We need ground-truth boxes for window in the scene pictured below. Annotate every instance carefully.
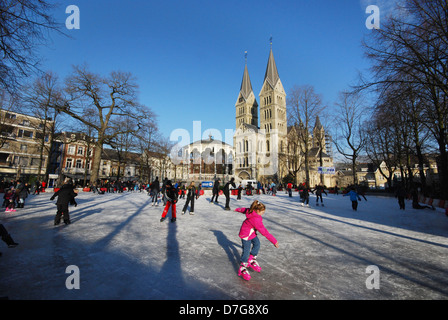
[67,145,75,155]
[75,159,82,168]
[20,144,27,152]
[66,158,73,168]
[5,113,16,119]
[18,129,33,138]
[30,158,40,166]
[77,146,84,155]
[22,120,30,126]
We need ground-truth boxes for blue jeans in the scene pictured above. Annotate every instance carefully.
[240,237,260,263]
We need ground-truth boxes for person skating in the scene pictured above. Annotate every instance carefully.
[210,178,221,203]
[287,182,293,197]
[237,184,243,200]
[313,183,327,206]
[3,188,16,212]
[0,224,18,256]
[395,184,407,210]
[160,180,178,223]
[343,187,362,211]
[300,185,311,207]
[50,178,78,225]
[15,180,29,208]
[182,181,196,215]
[150,177,160,206]
[223,177,236,211]
[234,200,279,281]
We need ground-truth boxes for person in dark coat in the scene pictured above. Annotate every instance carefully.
[182,181,196,215]
[15,180,30,208]
[224,177,236,211]
[150,177,160,206]
[50,178,78,225]
[395,185,407,210]
[160,180,179,223]
[210,178,221,203]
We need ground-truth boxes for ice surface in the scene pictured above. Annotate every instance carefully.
[1,190,447,300]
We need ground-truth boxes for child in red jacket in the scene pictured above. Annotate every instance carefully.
[234,200,279,281]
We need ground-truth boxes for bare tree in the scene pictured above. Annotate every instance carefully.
[20,71,64,182]
[60,65,154,183]
[361,0,448,198]
[0,0,64,93]
[333,91,369,185]
[287,85,325,187]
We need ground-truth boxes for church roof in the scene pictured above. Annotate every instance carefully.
[264,48,280,89]
[240,64,254,100]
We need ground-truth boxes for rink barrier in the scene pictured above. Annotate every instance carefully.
[419,195,448,209]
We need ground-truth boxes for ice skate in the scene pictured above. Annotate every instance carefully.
[160,217,166,222]
[182,211,185,215]
[248,255,261,272]
[238,263,251,281]
[171,217,176,223]
[189,212,194,215]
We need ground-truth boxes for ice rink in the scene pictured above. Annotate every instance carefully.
[1,189,447,300]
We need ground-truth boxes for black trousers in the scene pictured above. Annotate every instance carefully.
[398,196,405,209]
[211,191,219,202]
[224,192,230,209]
[352,201,358,211]
[55,203,70,223]
[183,195,194,213]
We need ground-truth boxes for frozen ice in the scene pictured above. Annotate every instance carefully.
[1,189,447,300]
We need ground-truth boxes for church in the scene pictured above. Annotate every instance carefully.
[233,45,334,187]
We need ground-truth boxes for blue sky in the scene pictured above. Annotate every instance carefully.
[38,0,381,144]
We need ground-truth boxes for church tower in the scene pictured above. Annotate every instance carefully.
[259,44,287,153]
[235,56,258,129]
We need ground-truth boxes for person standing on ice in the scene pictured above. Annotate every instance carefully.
[300,185,311,207]
[182,181,196,215]
[223,177,236,211]
[395,184,407,210]
[313,183,327,206]
[50,178,78,225]
[160,180,179,223]
[343,187,362,211]
[210,178,221,203]
[150,177,160,206]
[234,200,279,281]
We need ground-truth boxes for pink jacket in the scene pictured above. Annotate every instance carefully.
[235,208,277,244]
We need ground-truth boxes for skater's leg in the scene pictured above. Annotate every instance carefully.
[190,197,194,213]
[172,203,176,219]
[225,194,230,209]
[182,197,190,213]
[62,204,71,224]
[249,236,260,257]
[161,202,171,218]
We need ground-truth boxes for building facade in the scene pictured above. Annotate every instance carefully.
[0,110,53,181]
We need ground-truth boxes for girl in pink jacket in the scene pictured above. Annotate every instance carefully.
[235,200,279,281]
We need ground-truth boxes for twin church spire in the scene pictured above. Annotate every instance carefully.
[235,42,286,137]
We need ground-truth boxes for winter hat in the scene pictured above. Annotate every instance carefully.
[166,180,172,186]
